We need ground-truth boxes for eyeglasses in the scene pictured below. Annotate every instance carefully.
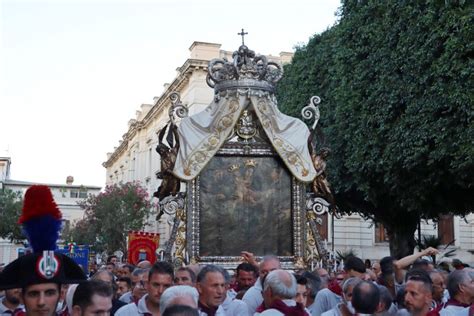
[131,280,146,288]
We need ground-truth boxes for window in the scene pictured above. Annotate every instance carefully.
[438,214,454,245]
[374,222,389,243]
[147,147,152,176]
[317,213,329,241]
[70,189,87,199]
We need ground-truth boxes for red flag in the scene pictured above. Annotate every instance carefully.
[127,231,160,265]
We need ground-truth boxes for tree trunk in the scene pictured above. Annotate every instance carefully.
[386,219,418,259]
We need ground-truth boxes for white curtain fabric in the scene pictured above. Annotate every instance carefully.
[173,90,316,183]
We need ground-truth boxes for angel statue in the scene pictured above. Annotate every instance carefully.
[154,123,181,201]
[311,147,336,208]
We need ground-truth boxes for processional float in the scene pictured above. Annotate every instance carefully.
[154,35,339,270]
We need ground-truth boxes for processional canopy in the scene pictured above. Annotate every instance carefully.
[172,41,317,183]
[157,35,327,269]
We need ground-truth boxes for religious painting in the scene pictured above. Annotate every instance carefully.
[199,155,292,256]
[186,144,306,268]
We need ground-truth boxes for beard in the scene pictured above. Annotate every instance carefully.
[6,294,20,305]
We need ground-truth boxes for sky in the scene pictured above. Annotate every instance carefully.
[0,0,341,187]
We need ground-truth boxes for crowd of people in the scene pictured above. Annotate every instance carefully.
[1,248,473,316]
[0,185,473,316]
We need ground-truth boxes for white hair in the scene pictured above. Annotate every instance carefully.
[159,285,199,312]
[263,270,296,299]
[343,277,362,294]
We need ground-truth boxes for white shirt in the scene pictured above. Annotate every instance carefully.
[0,300,24,316]
[242,278,263,315]
[320,304,342,316]
[222,292,250,316]
[115,294,152,316]
[440,305,469,316]
[311,289,342,316]
[307,300,318,316]
[253,299,309,316]
[119,291,133,304]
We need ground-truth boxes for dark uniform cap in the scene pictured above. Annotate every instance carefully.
[0,251,87,290]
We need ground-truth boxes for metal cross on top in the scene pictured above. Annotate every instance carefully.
[238,28,248,45]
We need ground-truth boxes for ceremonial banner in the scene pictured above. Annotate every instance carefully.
[127,231,160,265]
[57,246,89,274]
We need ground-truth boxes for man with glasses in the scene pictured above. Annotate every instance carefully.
[312,256,366,316]
[429,270,447,309]
[440,269,473,316]
[242,255,281,315]
[119,268,149,304]
[321,277,362,316]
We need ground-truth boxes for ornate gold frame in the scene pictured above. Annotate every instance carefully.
[186,141,306,269]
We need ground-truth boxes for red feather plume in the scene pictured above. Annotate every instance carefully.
[18,185,62,224]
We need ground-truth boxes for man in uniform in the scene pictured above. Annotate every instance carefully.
[0,185,87,316]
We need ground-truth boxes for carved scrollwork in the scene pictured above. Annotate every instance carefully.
[161,192,186,264]
[306,196,330,216]
[168,92,189,124]
[301,95,321,131]
[159,193,186,224]
[265,62,283,83]
[305,192,330,269]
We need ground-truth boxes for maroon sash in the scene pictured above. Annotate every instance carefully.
[328,280,343,296]
[267,299,307,316]
[198,301,218,316]
[445,299,470,308]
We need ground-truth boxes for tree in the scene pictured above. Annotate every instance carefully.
[0,188,25,243]
[277,0,473,258]
[66,182,154,254]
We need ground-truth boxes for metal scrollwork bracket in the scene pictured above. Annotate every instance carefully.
[160,192,186,264]
[305,192,330,269]
[306,194,330,216]
[301,96,321,131]
[168,92,189,124]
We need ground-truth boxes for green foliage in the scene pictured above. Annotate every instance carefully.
[65,182,153,253]
[277,1,473,257]
[416,235,456,264]
[336,249,358,261]
[0,188,25,243]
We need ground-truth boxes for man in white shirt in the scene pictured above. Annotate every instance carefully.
[242,256,281,314]
[119,268,149,304]
[159,285,199,314]
[256,270,308,316]
[0,289,23,315]
[116,262,174,316]
[440,270,473,316]
[196,265,227,316]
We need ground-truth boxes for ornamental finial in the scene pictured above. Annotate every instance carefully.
[238,28,248,45]
[206,31,283,93]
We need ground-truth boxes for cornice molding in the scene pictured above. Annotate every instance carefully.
[103,58,208,168]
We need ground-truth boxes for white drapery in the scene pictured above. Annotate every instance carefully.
[173,90,316,183]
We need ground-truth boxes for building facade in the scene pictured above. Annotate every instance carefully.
[0,158,101,264]
[103,41,474,264]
